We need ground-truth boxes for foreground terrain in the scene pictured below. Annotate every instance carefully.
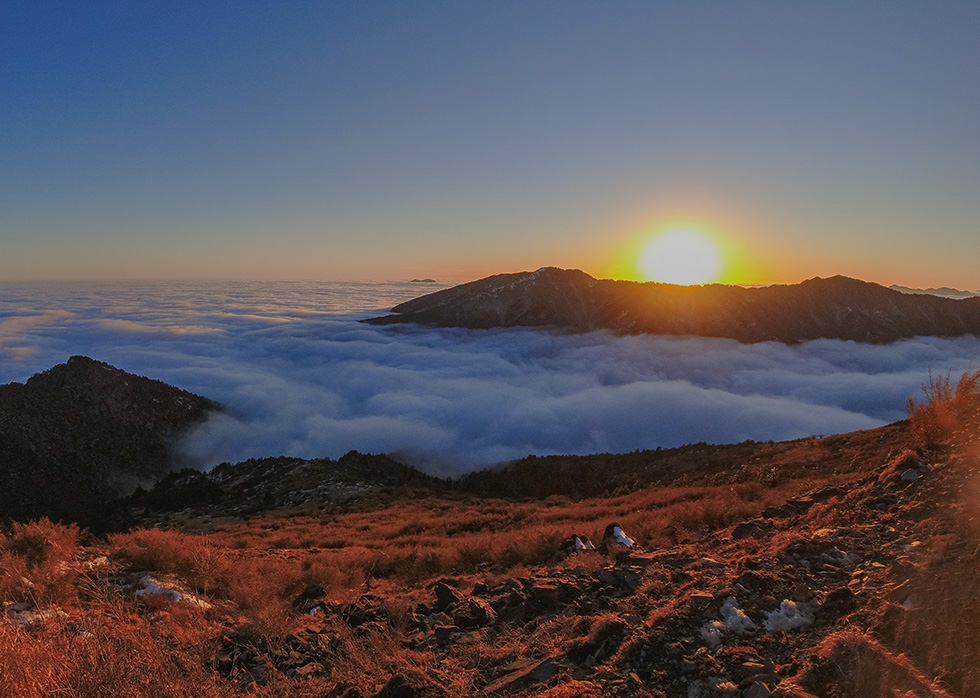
[3,362,980,698]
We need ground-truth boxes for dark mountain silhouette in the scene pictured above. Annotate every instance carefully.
[0,356,217,528]
[365,267,980,344]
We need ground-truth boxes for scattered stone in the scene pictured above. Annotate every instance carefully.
[878,450,928,486]
[482,657,560,696]
[291,662,324,678]
[338,595,388,628]
[560,534,596,557]
[433,624,461,645]
[601,523,636,550]
[452,597,496,629]
[373,674,418,698]
[744,681,773,698]
[732,520,770,540]
[819,586,858,621]
[529,581,561,605]
[291,583,326,613]
[594,567,641,592]
[770,684,821,698]
[434,581,463,612]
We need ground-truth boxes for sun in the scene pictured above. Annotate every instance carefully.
[639,230,722,285]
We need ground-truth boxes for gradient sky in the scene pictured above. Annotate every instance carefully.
[3,2,978,287]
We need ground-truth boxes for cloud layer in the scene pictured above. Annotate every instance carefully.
[1,281,977,475]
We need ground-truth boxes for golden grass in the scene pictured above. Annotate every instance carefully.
[908,368,980,448]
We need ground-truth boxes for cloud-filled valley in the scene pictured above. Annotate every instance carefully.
[1,281,978,475]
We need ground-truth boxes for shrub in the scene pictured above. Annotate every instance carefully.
[0,518,80,607]
[109,528,221,595]
[907,368,980,448]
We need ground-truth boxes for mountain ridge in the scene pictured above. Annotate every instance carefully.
[0,356,217,528]
[365,268,980,344]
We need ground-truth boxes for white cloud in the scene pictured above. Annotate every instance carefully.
[1,281,978,475]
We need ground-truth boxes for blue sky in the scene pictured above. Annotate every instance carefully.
[3,2,978,286]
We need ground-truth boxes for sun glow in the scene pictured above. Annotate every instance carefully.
[639,230,723,285]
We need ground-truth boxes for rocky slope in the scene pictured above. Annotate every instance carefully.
[6,417,974,698]
[125,450,448,521]
[0,356,217,528]
[365,268,980,344]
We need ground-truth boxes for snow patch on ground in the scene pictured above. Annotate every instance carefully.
[135,575,212,609]
[763,600,814,632]
[700,597,756,648]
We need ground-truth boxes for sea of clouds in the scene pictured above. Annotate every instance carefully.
[1,281,978,475]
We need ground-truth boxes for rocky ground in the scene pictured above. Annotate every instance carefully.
[221,447,959,697]
[6,434,969,697]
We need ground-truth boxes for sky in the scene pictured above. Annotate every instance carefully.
[3,282,978,474]
[2,2,979,287]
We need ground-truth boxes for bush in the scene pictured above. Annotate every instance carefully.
[0,518,80,607]
[907,368,980,448]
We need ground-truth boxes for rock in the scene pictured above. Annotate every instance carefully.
[601,523,636,550]
[560,534,596,557]
[744,682,773,698]
[433,624,461,645]
[732,520,769,540]
[291,583,326,612]
[529,581,561,605]
[770,685,820,698]
[434,581,463,612]
[878,450,927,486]
[761,505,794,520]
[290,662,323,678]
[595,567,641,592]
[452,597,497,630]
[373,674,418,698]
[339,596,388,628]
[819,587,859,622]
[482,657,561,696]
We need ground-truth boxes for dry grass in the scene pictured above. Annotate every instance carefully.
[1,405,964,697]
[907,368,980,448]
[803,629,952,698]
[0,469,826,698]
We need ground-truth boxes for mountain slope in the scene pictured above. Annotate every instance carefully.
[365,268,980,344]
[0,356,217,528]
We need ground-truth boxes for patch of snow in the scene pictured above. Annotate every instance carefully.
[4,603,69,627]
[720,596,757,635]
[135,575,212,609]
[700,620,724,649]
[763,600,813,632]
[700,597,756,649]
